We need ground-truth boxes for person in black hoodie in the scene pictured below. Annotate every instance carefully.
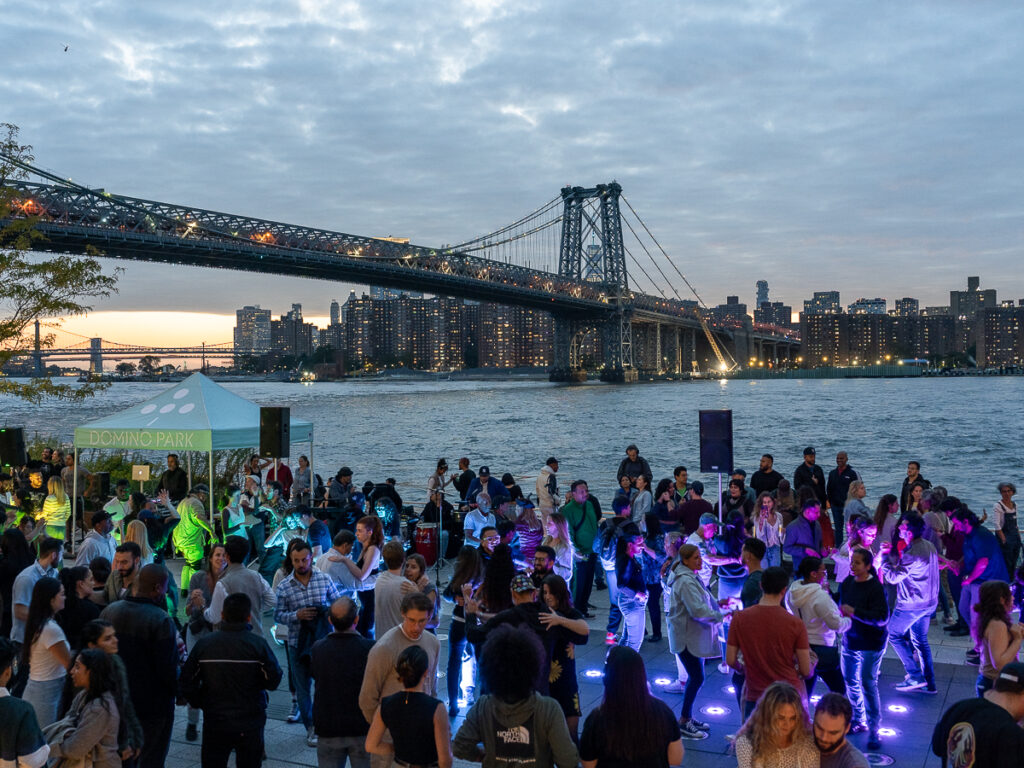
[793,447,827,508]
[838,547,889,752]
[99,564,178,768]
[180,592,283,768]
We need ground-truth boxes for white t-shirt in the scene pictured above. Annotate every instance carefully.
[29,620,68,682]
[463,510,495,542]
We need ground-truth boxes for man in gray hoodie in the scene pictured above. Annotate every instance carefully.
[880,514,939,694]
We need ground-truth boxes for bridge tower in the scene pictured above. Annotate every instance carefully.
[551,182,636,383]
[32,320,44,377]
[88,338,103,376]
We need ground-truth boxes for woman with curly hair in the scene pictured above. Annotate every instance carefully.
[972,579,1024,696]
[734,682,818,768]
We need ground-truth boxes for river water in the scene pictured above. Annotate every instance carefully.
[2,377,1021,514]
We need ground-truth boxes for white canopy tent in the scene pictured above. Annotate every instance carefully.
[71,372,313,544]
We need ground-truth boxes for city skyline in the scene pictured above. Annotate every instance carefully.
[4,2,1024,331]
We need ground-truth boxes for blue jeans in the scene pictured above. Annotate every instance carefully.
[761,545,782,569]
[287,644,314,728]
[317,736,370,768]
[618,594,646,652]
[842,646,884,732]
[604,565,622,634]
[446,618,471,708]
[888,607,935,687]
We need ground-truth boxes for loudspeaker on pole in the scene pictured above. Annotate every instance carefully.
[259,407,290,459]
[699,410,733,474]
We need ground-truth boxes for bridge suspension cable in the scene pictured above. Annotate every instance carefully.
[620,195,738,371]
[448,196,562,251]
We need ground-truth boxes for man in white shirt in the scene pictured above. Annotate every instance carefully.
[74,511,117,568]
[102,480,131,535]
[316,530,361,597]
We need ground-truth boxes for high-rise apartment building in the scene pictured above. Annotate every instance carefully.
[848,298,887,315]
[894,298,920,317]
[755,280,769,309]
[233,305,272,354]
[329,300,341,326]
[950,276,996,319]
[754,301,793,328]
[803,291,841,315]
[975,307,1024,367]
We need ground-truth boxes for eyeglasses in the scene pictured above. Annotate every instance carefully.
[482,535,500,542]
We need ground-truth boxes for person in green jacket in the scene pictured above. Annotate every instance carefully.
[172,484,215,592]
[560,481,600,616]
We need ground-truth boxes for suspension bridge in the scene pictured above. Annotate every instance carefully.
[1,156,799,382]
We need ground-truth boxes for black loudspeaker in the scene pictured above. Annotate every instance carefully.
[699,410,733,474]
[0,427,27,468]
[260,407,290,459]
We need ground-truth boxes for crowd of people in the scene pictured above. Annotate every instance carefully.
[2,443,1024,767]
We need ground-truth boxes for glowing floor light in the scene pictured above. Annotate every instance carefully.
[878,727,899,738]
[584,669,604,678]
[700,704,730,717]
[724,685,736,694]
[887,704,909,713]
[653,678,673,686]
[809,695,822,704]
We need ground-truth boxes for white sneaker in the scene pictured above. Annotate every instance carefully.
[717,662,731,675]
[306,728,318,747]
[663,679,686,693]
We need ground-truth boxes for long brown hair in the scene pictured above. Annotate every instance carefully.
[735,682,811,760]
[972,580,1012,650]
[357,515,384,549]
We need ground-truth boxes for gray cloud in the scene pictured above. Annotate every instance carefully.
[3,0,1023,321]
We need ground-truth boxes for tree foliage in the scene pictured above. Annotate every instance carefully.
[0,123,121,402]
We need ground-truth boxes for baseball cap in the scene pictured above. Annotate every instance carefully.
[90,511,112,526]
[699,512,721,528]
[995,661,1024,693]
[511,573,537,593]
[803,446,816,456]
[478,465,491,476]
[190,483,209,495]
[338,466,353,477]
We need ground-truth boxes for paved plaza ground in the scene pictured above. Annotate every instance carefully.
[155,558,974,768]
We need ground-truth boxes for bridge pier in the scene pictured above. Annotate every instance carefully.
[33,320,44,377]
[89,338,103,375]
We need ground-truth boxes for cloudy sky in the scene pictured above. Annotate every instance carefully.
[4,1,1023,344]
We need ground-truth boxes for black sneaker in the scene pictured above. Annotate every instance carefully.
[185,724,198,742]
[679,720,709,740]
[867,734,881,751]
[689,719,711,732]
[849,722,869,734]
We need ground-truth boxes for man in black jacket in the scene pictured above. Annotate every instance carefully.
[794,446,827,507]
[826,451,860,547]
[99,564,178,768]
[310,596,374,768]
[180,593,283,768]
[616,444,653,487]
[156,453,188,503]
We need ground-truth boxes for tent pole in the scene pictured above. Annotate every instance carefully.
[209,449,216,540]
[71,446,79,556]
[186,453,192,493]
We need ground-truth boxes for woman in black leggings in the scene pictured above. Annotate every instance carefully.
[665,543,724,740]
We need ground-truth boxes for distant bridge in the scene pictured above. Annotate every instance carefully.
[1,156,799,382]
